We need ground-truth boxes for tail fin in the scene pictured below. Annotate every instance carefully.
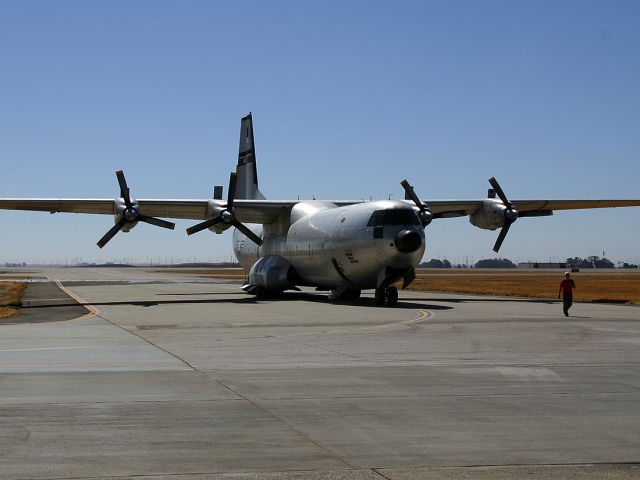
[236,113,265,200]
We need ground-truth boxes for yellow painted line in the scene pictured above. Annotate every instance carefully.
[373,308,432,330]
[323,308,432,334]
[54,280,101,321]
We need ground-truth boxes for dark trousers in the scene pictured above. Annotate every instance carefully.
[563,293,573,316]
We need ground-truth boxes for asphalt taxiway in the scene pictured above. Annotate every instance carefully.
[0,267,639,479]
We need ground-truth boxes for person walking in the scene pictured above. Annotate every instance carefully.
[558,272,576,316]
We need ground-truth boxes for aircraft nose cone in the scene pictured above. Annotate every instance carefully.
[395,229,422,254]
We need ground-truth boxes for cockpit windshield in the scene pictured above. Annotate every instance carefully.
[367,209,421,227]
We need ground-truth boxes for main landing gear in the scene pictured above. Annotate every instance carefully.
[375,286,398,306]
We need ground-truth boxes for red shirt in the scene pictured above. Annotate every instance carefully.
[559,279,576,294]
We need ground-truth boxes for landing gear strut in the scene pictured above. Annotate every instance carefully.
[375,286,398,306]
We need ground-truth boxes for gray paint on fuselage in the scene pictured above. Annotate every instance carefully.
[233,200,425,290]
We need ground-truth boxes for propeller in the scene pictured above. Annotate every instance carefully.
[400,179,433,227]
[488,176,519,253]
[97,170,176,248]
[186,172,264,246]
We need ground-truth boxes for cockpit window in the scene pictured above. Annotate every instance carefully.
[367,209,420,227]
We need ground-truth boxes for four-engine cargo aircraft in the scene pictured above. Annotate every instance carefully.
[2,114,640,305]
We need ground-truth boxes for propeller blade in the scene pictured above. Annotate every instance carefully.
[227,172,238,210]
[231,219,263,246]
[488,177,512,208]
[402,267,416,290]
[401,179,424,211]
[492,220,513,253]
[401,179,433,227]
[186,216,223,236]
[138,215,176,230]
[116,170,132,207]
[97,218,126,249]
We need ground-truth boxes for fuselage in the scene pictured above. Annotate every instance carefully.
[234,200,425,290]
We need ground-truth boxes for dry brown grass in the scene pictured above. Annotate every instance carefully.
[408,270,640,304]
[0,282,26,319]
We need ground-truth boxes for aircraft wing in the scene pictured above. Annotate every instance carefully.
[0,199,118,215]
[2,198,639,223]
[0,199,207,219]
[0,198,296,224]
[425,199,640,218]
[208,199,640,223]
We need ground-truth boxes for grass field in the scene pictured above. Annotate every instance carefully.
[154,267,640,304]
[0,282,26,319]
[409,270,640,304]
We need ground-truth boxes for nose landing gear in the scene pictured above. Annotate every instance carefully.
[375,286,398,306]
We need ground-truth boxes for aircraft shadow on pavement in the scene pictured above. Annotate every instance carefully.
[18,290,453,311]
[264,291,454,310]
[400,296,557,305]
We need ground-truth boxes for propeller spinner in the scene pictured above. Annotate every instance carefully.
[97,170,176,248]
[488,177,519,253]
[186,172,264,246]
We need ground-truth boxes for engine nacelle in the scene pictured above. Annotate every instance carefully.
[469,199,509,231]
[204,200,231,234]
[248,255,299,293]
[114,198,139,233]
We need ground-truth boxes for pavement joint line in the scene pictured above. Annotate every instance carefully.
[47,279,203,373]
[371,468,393,480]
[0,345,126,353]
[247,391,638,400]
[90,313,201,372]
[207,373,357,470]
[276,335,388,366]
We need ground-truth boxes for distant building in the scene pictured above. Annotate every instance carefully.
[518,262,567,269]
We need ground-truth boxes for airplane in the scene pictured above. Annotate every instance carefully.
[2,113,640,306]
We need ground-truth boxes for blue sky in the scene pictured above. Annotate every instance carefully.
[1,0,639,265]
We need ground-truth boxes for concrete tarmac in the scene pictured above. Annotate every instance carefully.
[0,267,639,479]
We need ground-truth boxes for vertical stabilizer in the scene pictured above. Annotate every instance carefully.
[236,113,265,200]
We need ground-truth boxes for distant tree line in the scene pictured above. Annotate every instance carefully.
[419,256,637,269]
[474,258,517,268]
[419,259,452,268]
[565,256,615,269]
[419,258,517,268]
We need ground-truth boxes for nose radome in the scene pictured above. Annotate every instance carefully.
[395,229,422,254]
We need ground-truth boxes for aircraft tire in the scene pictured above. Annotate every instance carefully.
[374,288,385,306]
[387,286,398,306]
[255,286,267,300]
